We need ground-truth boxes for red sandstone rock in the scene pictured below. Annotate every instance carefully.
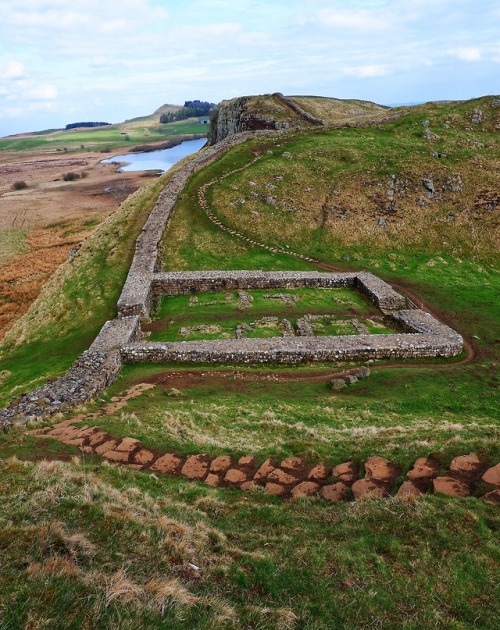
[291,481,320,499]
[181,455,209,480]
[88,431,109,447]
[103,450,130,463]
[396,481,424,498]
[81,446,94,455]
[238,455,256,467]
[95,439,119,455]
[482,489,500,503]
[433,476,470,497]
[280,456,305,472]
[224,469,248,484]
[204,474,221,487]
[210,455,233,472]
[47,426,69,437]
[333,461,358,483]
[134,449,155,466]
[53,418,78,428]
[308,462,330,481]
[116,438,141,453]
[265,482,285,496]
[267,468,298,485]
[58,427,82,442]
[364,456,400,484]
[449,453,483,478]
[75,426,99,439]
[482,463,500,486]
[319,482,349,502]
[407,457,440,481]
[351,479,388,500]
[151,453,183,475]
[128,464,144,471]
[253,458,276,481]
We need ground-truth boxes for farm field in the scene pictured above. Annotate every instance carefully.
[0,95,498,629]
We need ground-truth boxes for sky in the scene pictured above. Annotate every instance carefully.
[0,0,499,136]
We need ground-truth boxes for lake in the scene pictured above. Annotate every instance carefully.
[101,137,207,173]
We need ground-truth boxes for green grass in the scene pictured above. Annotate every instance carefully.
[0,172,176,408]
[145,288,398,341]
[0,118,208,152]
[62,358,499,469]
[1,96,499,629]
[0,445,498,629]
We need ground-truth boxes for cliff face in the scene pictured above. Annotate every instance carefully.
[208,96,291,144]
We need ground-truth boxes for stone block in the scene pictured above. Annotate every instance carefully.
[433,476,470,497]
[151,453,183,475]
[319,482,349,502]
[95,439,119,455]
[308,462,330,481]
[364,456,400,485]
[330,379,346,390]
[267,468,298,485]
[333,461,358,483]
[254,458,276,481]
[181,455,209,480]
[396,481,424,497]
[103,450,130,463]
[116,438,141,453]
[265,482,285,496]
[351,479,388,499]
[291,481,320,499]
[210,455,233,472]
[134,449,155,466]
[482,463,500,486]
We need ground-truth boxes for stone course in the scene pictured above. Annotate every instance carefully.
[28,420,500,505]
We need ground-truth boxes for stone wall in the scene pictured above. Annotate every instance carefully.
[117,130,281,318]
[0,318,140,430]
[0,121,464,430]
[122,308,462,366]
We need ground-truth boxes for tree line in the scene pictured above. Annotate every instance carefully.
[65,122,111,130]
[159,100,215,124]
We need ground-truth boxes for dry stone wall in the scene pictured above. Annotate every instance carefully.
[0,124,464,430]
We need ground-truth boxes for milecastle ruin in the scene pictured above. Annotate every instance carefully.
[0,130,463,429]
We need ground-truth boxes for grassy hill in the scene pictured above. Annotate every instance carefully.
[0,103,207,153]
[0,94,499,629]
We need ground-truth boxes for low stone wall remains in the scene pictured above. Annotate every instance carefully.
[0,125,465,429]
[122,318,462,365]
[0,317,140,430]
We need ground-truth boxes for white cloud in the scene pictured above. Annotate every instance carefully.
[452,47,482,61]
[0,60,27,79]
[24,83,58,100]
[315,8,391,31]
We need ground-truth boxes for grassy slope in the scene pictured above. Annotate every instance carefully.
[1,96,499,629]
[0,162,188,407]
[0,117,207,153]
